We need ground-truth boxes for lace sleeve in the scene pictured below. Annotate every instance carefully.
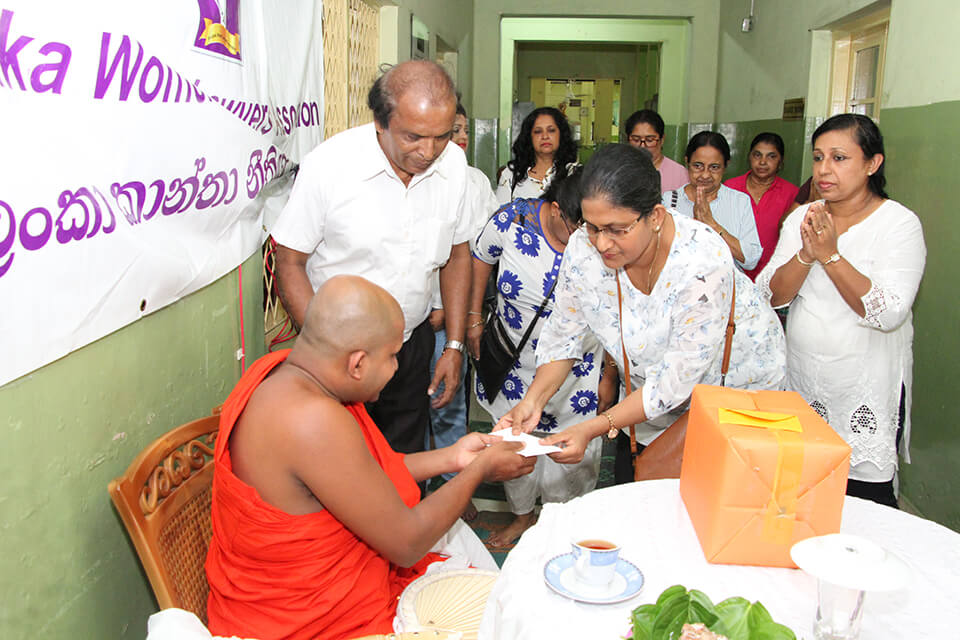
[856,205,926,331]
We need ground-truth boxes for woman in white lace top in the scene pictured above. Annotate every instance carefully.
[756,114,926,507]
[495,144,785,477]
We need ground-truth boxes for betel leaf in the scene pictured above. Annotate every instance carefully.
[629,586,796,640]
[714,596,795,640]
[651,588,719,640]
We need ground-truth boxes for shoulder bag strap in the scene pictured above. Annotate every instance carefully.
[720,277,737,386]
[513,276,559,357]
[671,189,679,209]
[614,272,639,459]
[615,269,737,455]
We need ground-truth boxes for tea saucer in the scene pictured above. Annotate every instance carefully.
[543,552,644,604]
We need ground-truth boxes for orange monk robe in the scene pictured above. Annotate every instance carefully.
[205,350,443,640]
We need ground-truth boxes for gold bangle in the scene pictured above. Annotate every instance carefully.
[603,411,619,439]
[795,251,814,267]
[468,320,483,329]
[467,311,482,316]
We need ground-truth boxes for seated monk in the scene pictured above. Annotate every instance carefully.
[205,275,535,640]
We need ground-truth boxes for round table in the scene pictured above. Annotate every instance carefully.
[478,479,960,639]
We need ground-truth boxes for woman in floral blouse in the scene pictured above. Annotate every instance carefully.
[497,144,785,478]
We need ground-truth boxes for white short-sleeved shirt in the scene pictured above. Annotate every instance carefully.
[756,200,926,482]
[537,214,785,445]
[431,164,500,310]
[664,184,763,271]
[270,123,471,341]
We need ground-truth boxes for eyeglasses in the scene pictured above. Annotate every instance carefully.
[581,216,644,240]
[628,135,661,146]
[689,162,725,174]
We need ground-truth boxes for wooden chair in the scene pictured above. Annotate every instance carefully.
[109,415,219,623]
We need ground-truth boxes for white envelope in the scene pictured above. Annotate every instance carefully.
[488,428,563,457]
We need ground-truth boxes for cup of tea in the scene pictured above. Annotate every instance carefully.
[570,539,620,586]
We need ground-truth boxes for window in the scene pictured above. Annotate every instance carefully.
[829,15,889,119]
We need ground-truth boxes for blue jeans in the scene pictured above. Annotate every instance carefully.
[427,328,469,481]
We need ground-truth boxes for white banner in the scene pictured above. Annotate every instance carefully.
[0,1,323,386]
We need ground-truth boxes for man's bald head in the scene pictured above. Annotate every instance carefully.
[298,275,403,358]
[367,60,456,129]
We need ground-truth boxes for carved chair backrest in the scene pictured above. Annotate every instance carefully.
[109,415,219,623]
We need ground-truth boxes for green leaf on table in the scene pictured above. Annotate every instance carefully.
[715,596,796,640]
[630,585,796,640]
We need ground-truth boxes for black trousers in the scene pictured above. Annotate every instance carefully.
[365,319,435,455]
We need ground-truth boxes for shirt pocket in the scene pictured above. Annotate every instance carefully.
[421,217,456,269]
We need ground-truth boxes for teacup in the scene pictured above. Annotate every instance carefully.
[570,539,620,586]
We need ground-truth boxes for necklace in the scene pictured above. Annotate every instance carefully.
[646,226,662,293]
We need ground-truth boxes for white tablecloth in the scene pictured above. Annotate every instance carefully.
[479,479,960,639]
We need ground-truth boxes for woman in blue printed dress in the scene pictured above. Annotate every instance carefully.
[497,144,785,481]
[467,173,604,546]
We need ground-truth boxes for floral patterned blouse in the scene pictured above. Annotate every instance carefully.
[473,198,603,432]
[537,213,786,445]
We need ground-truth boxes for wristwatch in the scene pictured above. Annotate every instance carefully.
[821,252,841,266]
[443,339,466,355]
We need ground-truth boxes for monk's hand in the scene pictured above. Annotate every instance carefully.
[494,397,543,435]
[478,441,536,482]
[541,423,593,465]
[429,349,462,408]
[451,432,497,471]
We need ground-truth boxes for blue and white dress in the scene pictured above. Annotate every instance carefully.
[473,198,603,513]
[536,213,786,446]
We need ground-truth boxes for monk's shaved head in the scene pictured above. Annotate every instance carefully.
[300,275,403,357]
[367,60,456,129]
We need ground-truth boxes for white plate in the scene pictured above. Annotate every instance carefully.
[790,533,910,592]
[543,552,644,604]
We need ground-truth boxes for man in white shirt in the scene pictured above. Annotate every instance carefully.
[271,60,472,455]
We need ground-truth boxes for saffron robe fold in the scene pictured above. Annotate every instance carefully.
[205,350,440,640]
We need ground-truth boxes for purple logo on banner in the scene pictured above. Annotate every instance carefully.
[194,0,240,61]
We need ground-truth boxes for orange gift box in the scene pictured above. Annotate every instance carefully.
[679,384,851,568]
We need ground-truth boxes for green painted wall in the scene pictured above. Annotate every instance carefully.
[879,0,960,530]
[0,252,266,638]
[883,101,960,531]
[714,119,806,186]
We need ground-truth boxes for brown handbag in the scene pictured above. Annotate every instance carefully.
[614,272,736,482]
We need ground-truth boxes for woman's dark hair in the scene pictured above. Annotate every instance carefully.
[684,131,731,165]
[623,109,666,139]
[507,107,578,193]
[541,167,583,225]
[579,144,661,219]
[750,132,785,158]
[812,114,888,198]
[455,102,467,117]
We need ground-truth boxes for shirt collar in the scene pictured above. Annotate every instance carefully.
[357,122,450,184]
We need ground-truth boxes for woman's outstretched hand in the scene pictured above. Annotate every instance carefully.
[541,422,594,464]
[494,397,543,435]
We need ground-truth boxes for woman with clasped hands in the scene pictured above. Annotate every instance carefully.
[755,114,926,508]
[496,144,785,475]
[664,132,763,272]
